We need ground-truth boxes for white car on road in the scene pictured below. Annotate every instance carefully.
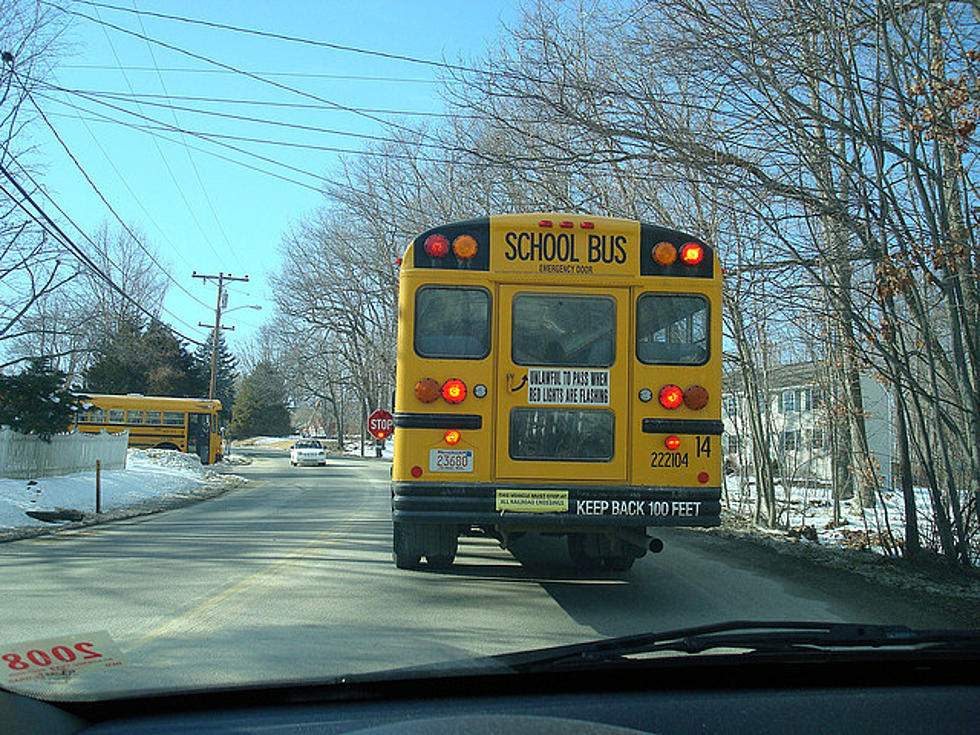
[290,439,327,467]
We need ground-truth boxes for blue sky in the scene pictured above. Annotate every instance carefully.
[29,1,519,353]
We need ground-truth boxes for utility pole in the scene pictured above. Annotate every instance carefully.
[192,271,250,399]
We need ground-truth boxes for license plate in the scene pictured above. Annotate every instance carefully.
[429,449,473,472]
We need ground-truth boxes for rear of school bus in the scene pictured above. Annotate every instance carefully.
[391,213,722,570]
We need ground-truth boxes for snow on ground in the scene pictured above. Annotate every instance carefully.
[343,442,394,460]
[0,448,247,536]
[722,474,958,558]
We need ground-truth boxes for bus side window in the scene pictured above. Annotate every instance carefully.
[414,286,491,359]
[636,293,709,366]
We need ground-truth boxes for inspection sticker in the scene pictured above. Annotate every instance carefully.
[496,489,569,513]
[0,631,124,687]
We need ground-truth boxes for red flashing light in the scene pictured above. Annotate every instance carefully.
[698,472,710,484]
[659,384,684,409]
[539,220,554,227]
[680,242,704,265]
[424,234,450,258]
[444,429,461,445]
[442,379,467,404]
[411,465,423,478]
[665,435,681,451]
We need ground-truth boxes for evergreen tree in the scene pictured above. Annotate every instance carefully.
[229,361,292,439]
[194,330,237,424]
[85,319,208,397]
[0,360,83,441]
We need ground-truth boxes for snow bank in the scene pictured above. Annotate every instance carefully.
[0,448,246,537]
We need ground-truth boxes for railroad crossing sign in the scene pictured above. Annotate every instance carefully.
[368,409,394,440]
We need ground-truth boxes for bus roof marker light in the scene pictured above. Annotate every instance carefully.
[653,241,677,266]
[580,221,595,229]
[414,377,441,403]
[442,379,467,404]
[539,220,553,227]
[560,221,574,228]
[423,233,450,258]
[659,384,684,409]
[452,235,478,259]
[444,429,461,445]
[680,242,704,265]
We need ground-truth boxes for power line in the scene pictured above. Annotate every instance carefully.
[6,156,207,337]
[50,4,444,145]
[130,3,247,274]
[14,69,214,311]
[41,85,475,117]
[0,163,206,346]
[37,82,449,149]
[63,0,488,76]
[57,65,437,84]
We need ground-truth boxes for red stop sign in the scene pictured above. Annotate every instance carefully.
[368,409,394,440]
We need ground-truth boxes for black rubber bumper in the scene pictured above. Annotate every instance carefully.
[391,482,721,528]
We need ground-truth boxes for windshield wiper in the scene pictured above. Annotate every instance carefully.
[488,621,980,673]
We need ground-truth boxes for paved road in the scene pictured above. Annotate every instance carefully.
[0,448,970,697]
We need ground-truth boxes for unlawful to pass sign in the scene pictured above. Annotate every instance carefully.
[528,368,609,405]
[368,409,394,439]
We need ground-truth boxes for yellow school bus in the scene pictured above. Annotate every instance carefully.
[392,213,722,570]
[73,394,223,465]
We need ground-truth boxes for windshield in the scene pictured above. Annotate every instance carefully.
[0,0,977,704]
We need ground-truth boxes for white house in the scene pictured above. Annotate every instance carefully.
[722,362,893,490]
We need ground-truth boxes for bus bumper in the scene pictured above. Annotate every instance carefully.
[391,482,721,529]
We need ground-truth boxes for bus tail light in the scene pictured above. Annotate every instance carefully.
[653,241,677,266]
[698,472,710,484]
[444,429,461,445]
[659,384,684,409]
[665,435,681,450]
[680,242,704,265]
[452,235,478,259]
[415,378,441,403]
[683,385,709,410]
[411,465,423,478]
[424,234,450,258]
[442,379,467,404]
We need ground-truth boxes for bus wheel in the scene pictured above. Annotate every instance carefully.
[567,533,603,571]
[603,554,635,572]
[425,525,458,569]
[392,522,422,569]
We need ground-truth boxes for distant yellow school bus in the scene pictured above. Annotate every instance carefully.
[73,394,223,465]
[392,213,722,570]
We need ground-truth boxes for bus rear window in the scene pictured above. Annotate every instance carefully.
[512,294,615,367]
[509,407,614,461]
[414,286,491,359]
[636,294,708,365]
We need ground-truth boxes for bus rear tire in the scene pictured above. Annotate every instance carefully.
[568,533,603,571]
[603,554,635,572]
[393,522,423,569]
